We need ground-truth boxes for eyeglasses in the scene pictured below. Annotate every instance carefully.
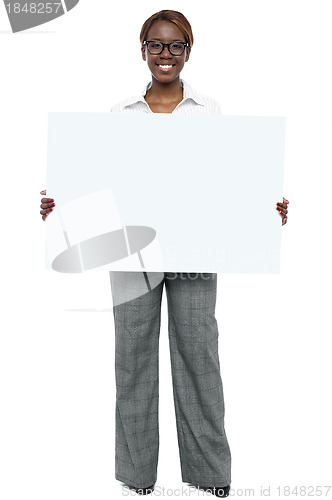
[143,40,189,56]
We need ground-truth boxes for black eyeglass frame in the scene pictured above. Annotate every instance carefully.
[143,40,189,56]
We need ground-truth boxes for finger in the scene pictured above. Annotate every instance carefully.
[40,205,54,214]
[41,210,52,220]
[276,206,288,216]
[40,190,46,195]
[283,197,289,204]
[41,207,53,216]
[282,215,287,225]
[40,198,55,208]
[276,202,288,211]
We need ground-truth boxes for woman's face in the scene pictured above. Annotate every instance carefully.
[141,20,191,84]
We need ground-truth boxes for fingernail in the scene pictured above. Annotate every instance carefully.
[50,199,54,202]
[277,203,280,206]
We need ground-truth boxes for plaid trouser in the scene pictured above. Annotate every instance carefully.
[109,271,232,489]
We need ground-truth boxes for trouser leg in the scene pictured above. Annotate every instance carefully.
[164,272,232,487]
[110,271,164,488]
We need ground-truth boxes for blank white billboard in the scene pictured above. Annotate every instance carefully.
[45,113,285,273]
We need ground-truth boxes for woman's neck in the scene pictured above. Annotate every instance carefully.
[145,76,183,104]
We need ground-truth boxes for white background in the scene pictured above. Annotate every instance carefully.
[0,1,331,499]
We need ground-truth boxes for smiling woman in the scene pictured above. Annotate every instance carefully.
[108,10,232,498]
[39,8,289,498]
[139,11,192,113]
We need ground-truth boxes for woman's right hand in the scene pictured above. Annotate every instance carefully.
[40,190,56,221]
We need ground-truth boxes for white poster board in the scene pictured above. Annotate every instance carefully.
[45,113,285,273]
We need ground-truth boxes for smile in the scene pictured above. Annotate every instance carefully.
[156,64,175,71]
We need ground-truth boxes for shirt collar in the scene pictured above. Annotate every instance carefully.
[123,78,204,108]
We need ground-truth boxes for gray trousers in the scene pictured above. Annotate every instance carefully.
[109,271,232,489]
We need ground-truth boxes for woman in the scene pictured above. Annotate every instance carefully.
[40,10,289,497]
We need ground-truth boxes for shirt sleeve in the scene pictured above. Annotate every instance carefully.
[212,99,222,115]
[110,101,124,112]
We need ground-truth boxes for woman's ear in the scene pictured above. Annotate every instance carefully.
[185,47,191,62]
[141,45,146,61]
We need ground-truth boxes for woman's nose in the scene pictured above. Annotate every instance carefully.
[160,45,172,56]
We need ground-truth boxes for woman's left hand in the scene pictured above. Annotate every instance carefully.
[276,197,289,226]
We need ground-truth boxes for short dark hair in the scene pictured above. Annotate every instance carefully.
[140,10,194,48]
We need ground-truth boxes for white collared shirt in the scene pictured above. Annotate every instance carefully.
[110,78,222,115]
